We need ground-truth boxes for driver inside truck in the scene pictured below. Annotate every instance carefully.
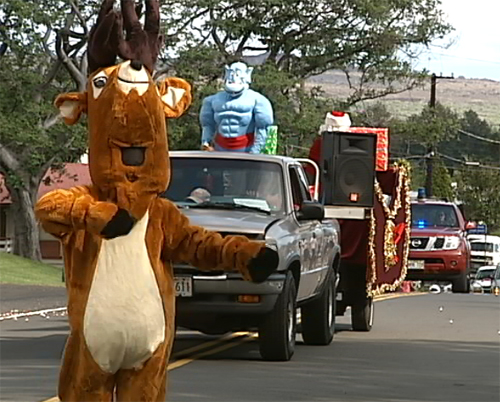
[434,210,456,227]
[185,187,211,204]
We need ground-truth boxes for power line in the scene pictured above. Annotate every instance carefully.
[458,129,500,145]
[437,152,500,171]
[431,52,500,66]
[392,152,500,171]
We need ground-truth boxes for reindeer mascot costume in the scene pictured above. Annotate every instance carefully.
[35,1,278,400]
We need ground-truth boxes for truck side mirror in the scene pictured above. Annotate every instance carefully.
[297,201,324,221]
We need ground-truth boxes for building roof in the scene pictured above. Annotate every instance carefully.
[0,163,91,205]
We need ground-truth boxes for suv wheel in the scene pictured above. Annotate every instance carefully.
[301,269,336,345]
[258,272,297,361]
[351,297,374,332]
[452,271,470,293]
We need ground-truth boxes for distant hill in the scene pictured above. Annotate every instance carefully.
[306,70,500,128]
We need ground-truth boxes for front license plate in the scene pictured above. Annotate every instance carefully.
[408,260,425,270]
[175,276,193,297]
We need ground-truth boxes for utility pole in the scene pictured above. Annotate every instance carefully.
[426,73,454,197]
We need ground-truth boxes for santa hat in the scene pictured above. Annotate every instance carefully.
[319,111,351,134]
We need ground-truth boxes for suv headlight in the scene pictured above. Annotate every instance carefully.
[443,236,460,250]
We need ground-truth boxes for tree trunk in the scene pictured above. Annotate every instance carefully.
[10,185,42,261]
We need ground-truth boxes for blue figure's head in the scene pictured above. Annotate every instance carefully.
[224,62,253,95]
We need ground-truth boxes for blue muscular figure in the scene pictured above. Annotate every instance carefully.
[200,62,274,153]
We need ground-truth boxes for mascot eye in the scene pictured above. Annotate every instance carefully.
[93,77,108,88]
[91,73,108,99]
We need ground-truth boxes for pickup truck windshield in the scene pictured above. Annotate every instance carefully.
[163,157,285,215]
[411,204,459,228]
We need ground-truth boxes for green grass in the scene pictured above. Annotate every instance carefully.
[0,253,64,287]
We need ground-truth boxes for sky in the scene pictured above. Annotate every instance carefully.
[413,0,500,81]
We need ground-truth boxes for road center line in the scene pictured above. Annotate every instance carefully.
[168,333,257,371]
[374,292,427,302]
[172,331,250,359]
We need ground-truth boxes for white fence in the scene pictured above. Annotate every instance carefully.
[0,238,12,253]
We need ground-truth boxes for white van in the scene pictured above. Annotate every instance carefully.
[467,235,500,272]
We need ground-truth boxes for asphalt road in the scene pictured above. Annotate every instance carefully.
[0,292,499,402]
[0,284,66,315]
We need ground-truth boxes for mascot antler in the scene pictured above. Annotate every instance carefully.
[87,0,163,74]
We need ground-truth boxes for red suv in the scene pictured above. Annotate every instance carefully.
[406,198,471,293]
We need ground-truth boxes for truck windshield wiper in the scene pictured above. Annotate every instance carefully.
[186,201,271,215]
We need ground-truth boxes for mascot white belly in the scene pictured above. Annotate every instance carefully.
[83,210,165,373]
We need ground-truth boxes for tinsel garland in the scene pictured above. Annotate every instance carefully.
[367,161,412,296]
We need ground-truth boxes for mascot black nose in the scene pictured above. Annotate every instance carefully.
[130,60,143,71]
[121,147,146,166]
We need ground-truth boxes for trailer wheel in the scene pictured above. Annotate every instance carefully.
[301,269,336,345]
[351,297,374,332]
[258,272,297,361]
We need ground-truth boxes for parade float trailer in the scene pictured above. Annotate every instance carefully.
[305,112,411,331]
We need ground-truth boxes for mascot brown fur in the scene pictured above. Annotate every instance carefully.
[34,1,278,400]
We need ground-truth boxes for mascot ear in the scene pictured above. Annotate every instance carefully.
[157,77,192,118]
[54,92,88,125]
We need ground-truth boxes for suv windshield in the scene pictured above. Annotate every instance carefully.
[411,204,459,228]
[163,157,285,215]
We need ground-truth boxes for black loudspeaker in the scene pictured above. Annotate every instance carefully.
[321,131,376,207]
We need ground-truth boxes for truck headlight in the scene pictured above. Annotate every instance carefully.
[443,236,460,250]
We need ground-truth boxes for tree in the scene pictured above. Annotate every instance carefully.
[456,169,500,232]
[350,101,395,128]
[441,110,500,165]
[0,0,91,259]
[393,102,460,196]
[162,0,453,105]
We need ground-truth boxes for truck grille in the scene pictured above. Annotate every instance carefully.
[410,237,429,250]
[434,238,445,249]
[472,255,493,263]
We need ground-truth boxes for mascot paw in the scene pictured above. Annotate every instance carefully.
[247,247,279,284]
[100,208,136,239]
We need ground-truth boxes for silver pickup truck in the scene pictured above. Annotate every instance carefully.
[164,151,341,361]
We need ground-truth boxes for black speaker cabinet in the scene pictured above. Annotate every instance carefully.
[321,131,376,207]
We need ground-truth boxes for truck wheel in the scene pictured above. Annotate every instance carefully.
[301,269,336,345]
[452,271,469,293]
[351,297,374,332]
[258,272,297,361]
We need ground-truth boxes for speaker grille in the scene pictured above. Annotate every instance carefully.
[321,131,376,207]
[334,156,374,206]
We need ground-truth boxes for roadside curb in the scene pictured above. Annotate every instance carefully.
[0,307,67,321]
